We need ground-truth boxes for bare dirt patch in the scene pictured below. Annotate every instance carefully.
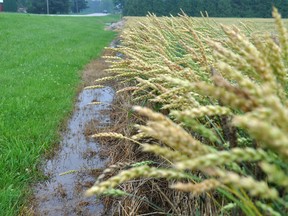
[81,52,110,86]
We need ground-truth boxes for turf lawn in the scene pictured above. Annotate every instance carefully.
[0,13,119,215]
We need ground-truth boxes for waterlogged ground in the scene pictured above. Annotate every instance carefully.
[33,87,114,215]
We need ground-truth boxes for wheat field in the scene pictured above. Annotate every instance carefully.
[86,9,288,216]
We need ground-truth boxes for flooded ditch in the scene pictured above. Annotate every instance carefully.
[33,86,114,215]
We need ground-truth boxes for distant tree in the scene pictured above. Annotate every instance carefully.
[27,0,45,13]
[17,0,27,8]
[70,0,88,13]
[4,0,18,12]
[202,0,217,16]
[27,0,70,14]
[49,0,70,13]
[113,0,288,18]
[166,0,181,15]
[100,0,114,12]
[270,0,288,17]
[113,0,124,10]
[234,0,253,17]
[152,0,166,16]
[178,0,194,16]
[251,0,271,18]
[123,0,139,16]
[217,0,232,17]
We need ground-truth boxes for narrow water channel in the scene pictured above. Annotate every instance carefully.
[34,86,114,215]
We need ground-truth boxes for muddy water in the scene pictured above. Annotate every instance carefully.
[34,87,114,216]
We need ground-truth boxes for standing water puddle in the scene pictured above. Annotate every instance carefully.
[34,87,114,215]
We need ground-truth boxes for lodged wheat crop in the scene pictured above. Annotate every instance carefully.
[87,8,288,215]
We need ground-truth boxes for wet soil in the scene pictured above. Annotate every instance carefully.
[33,87,114,216]
[35,87,114,216]
[31,49,116,215]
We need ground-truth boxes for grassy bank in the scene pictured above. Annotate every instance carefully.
[0,13,119,215]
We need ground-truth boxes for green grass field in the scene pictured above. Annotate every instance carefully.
[0,13,119,215]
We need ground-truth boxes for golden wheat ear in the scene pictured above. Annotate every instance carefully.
[85,165,189,197]
[273,7,288,61]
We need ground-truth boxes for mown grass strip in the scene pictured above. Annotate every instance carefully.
[0,13,119,215]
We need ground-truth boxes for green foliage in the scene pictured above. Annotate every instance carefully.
[70,0,88,13]
[115,0,288,18]
[0,13,119,215]
[25,0,89,14]
[27,0,70,14]
[3,0,17,12]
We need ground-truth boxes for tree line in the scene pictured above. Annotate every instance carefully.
[3,0,288,17]
[113,0,288,18]
[3,0,88,14]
